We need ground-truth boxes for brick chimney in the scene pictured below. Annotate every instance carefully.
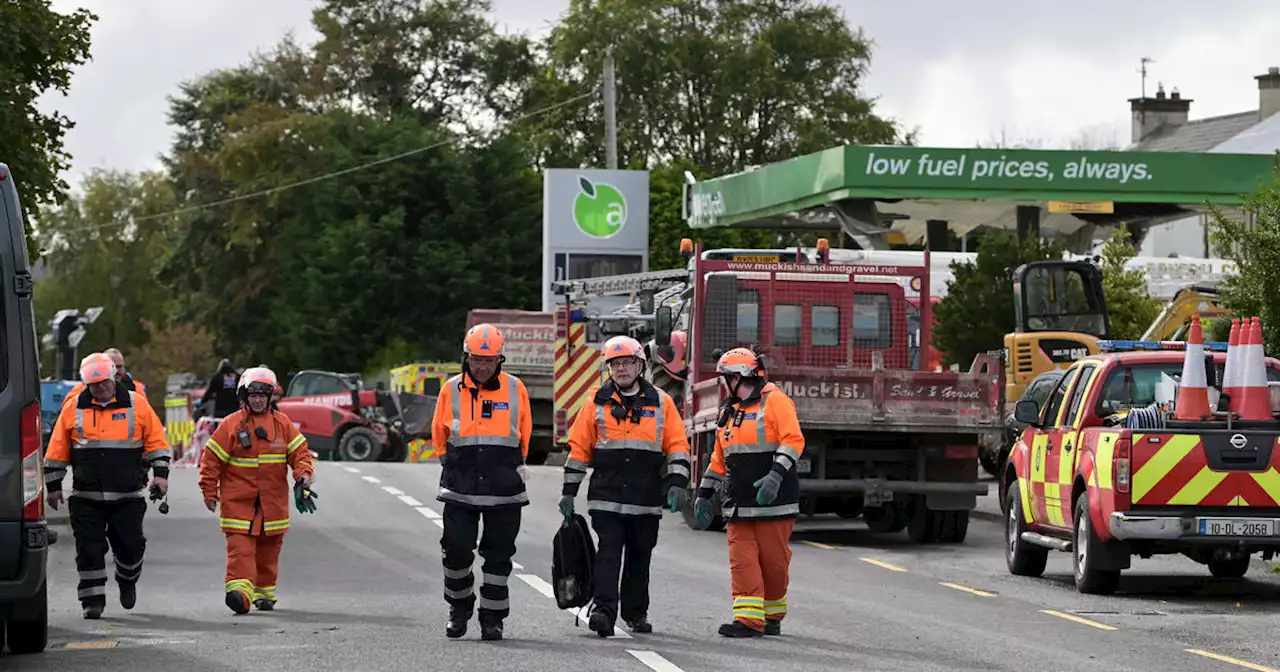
[1128,83,1192,143]
[1258,66,1280,121]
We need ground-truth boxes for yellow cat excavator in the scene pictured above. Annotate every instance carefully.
[1002,264,1229,406]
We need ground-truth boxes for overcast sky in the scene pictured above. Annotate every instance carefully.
[40,0,1280,191]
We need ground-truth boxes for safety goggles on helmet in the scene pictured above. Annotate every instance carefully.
[79,352,116,385]
[716,347,762,378]
[238,366,279,392]
[243,381,275,396]
[464,323,505,356]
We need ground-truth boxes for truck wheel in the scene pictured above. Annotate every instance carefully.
[681,488,726,532]
[1005,482,1047,577]
[381,435,408,462]
[938,510,970,543]
[1208,555,1251,579]
[338,427,383,462]
[979,449,1002,478]
[1072,494,1120,595]
[906,497,944,543]
[864,502,908,533]
[6,580,48,654]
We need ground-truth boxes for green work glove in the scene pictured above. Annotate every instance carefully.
[666,486,688,513]
[558,495,574,521]
[294,479,319,514]
[694,497,712,526]
[754,470,783,506]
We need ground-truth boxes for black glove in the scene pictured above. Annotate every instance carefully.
[294,479,318,514]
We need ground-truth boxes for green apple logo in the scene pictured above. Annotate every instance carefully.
[573,176,627,239]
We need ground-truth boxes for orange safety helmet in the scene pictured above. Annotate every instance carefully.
[79,352,116,385]
[716,347,765,379]
[464,323,505,357]
[603,335,645,362]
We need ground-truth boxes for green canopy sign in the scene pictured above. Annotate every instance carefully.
[684,144,1278,228]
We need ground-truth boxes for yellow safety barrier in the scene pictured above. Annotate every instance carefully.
[390,362,459,463]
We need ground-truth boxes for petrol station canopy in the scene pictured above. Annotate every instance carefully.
[681,144,1278,249]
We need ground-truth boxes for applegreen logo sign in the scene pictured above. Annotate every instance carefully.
[573,175,627,239]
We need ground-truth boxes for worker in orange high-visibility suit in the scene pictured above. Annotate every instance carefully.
[44,352,171,619]
[64,347,147,405]
[432,323,532,641]
[561,335,691,637]
[198,366,315,614]
[694,347,805,638]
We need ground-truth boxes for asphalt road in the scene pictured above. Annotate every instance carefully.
[10,465,1280,671]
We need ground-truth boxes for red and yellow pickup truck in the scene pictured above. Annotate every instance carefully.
[999,340,1280,594]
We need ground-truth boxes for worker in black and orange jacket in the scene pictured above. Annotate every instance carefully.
[430,323,532,642]
[44,352,171,619]
[560,335,691,637]
[694,347,805,638]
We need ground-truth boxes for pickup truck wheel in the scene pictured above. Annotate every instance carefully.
[1072,495,1120,595]
[338,427,383,462]
[907,497,943,543]
[864,502,908,533]
[5,580,48,654]
[1208,555,1251,579]
[1005,482,1047,576]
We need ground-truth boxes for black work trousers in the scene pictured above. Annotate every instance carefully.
[590,511,660,624]
[440,503,521,624]
[69,497,147,608]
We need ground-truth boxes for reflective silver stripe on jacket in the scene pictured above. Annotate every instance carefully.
[70,489,146,501]
[724,503,801,518]
[722,390,778,456]
[587,500,663,516]
[592,398,664,453]
[446,373,520,448]
[437,489,529,507]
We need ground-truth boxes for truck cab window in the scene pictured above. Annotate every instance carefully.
[812,305,840,347]
[852,293,892,349]
[774,304,801,346]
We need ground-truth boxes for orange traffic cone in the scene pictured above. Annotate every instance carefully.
[1225,318,1242,412]
[1175,314,1211,420]
[1238,317,1272,421]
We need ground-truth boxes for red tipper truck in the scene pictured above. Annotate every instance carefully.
[1002,339,1280,594]
[658,240,1002,543]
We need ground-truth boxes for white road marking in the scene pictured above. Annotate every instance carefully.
[1040,609,1117,631]
[383,486,405,495]
[361,476,381,483]
[517,574,554,598]
[432,519,444,528]
[512,561,524,570]
[415,507,441,519]
[628,650,684,672]
[342,466,361,473]
[1186,649,1280,672]
[398,495,423,507]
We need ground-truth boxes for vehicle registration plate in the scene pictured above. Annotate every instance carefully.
[796,458,812,475]
[1198,518,1276,536]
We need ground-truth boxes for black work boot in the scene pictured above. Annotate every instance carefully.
[764,620,781,635]
[589,609,614,637]
[446,609,470,639]
[82,603,103,620]
[718,621,764,638]
[226,591,250,615]
[253,598,276,611]
[625,615,653,633]
[480,620,503,641]
[119,583,136,610]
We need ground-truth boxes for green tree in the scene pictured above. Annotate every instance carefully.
[521,0,913,172]
[1099,225,1161,340]
[0,0,96,254]
[1208,158,1280,354]
[933,232,1066,367]
[32,169,180,387]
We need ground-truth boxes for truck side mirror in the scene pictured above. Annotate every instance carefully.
[1014,400,1042,426]
[655,306,673,347]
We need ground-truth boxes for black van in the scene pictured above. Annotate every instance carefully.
[0,163,48,654]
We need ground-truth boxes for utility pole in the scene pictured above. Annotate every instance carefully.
[604,45,618,169]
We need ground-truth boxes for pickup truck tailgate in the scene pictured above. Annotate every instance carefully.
[1131,430,1280,507]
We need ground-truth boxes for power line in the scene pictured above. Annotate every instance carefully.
[61,91,596,235]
